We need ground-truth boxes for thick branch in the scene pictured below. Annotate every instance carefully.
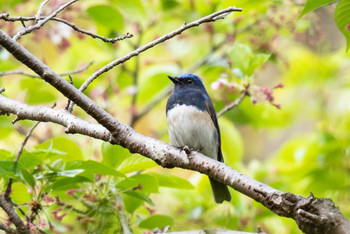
[0,94,111,141]
[1,13,349,233]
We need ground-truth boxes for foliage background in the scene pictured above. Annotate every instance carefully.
[0,0,349,233]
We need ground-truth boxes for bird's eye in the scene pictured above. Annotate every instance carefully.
[187,79,193,84]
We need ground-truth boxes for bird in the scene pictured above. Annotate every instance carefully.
[166,73,231,203]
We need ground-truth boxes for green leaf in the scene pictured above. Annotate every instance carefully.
[113,0,146,20]
[0,116,15,139]
[123,192,144,213]
[20,78,57,104]
[128,174,159,193]
[101,142,132,168]
[11,182,31,204]
[117,154,158,174]
[116,177,139,190]
[147,172,194,190]
[87,5,124,31]
[65,160,125,180]
[36,138,83,161]
[299,0,336,18]
[218,118,244,167]
[123,190,154,206]
[334,0,350,51]
[0,161,35,187]
[139,215,174,229]
[229,42,270,76]
[49,176,91,190]
[161,0,179,10]
[137,65,180,105]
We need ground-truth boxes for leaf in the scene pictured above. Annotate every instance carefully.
[113,0,146,20]
[128,174,159,193]
[137,65,180,105]
[138,215,174,229]
[229,42,270,76]
[11,182,31,204]
[147,172,194,190]
[299,0,336,18]
[101,142,132,168]
[334,0,350,51]
[49,176,91,191]
[123,190,154,206]
[20,78,56,104]
[117,154,158,174]
[87,5,124,31]
[161,0,179,10]
[36,138,83,161]
[65,160,125,180]
[123,192,144,213]
[0,161,35,187]
[218,118,244,167]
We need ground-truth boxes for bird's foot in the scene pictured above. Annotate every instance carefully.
[182,145,192,155]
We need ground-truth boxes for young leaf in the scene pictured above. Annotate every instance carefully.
[65,160,125,180]
[138,215,174,229]
[87,5,124,31]
[123,190,154,206]
[299,0,336,18]
[117,154,157,174]
[36,138,83,161]
[334,0,350,52]
[101,142,132,168]
[147,172,195,190]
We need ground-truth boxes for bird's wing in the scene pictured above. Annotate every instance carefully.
[202,93,224,162]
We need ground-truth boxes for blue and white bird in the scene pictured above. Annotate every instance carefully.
[166,73,231,203]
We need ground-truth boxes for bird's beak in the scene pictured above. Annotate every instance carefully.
[168,75,180,84]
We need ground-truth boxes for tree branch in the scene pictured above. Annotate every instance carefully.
[67,6,242,111]
[13,0,79,41]
[217,86,250,117]
[1,10,349,233]
[0,13,133,43]
[0,61,94,78]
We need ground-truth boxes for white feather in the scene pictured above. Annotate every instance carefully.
[167,104,218,159]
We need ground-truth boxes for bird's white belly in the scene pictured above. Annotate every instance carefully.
[167,104,218,159]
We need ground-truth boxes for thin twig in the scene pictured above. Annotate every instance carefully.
[0,222,16,233]
[56,201,87,214]
[0,61,94,78]
[67,7,242,111]
[130,39,228,125]
[4,121,41,201]
[35,0,50,22]
[115,195,132,234]
[0,14,133,43]
[13,0,79,41]
[217,88,249,117]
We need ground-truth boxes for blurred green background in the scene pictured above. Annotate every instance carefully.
[0,0,349,233]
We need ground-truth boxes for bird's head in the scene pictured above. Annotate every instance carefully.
[168,73,206,91]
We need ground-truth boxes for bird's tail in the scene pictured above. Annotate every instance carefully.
[209,178,231,204]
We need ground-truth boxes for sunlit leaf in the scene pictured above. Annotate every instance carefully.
[11,182,31,204]
[139,215,174,229]
[87,5,124,31]
[123,190,154,205]
[49,176,91,190]
[334,0,350,52]
[299,0,336,18]
[117,154,158,174]
[147,172,194,190]
[66,160,125,180]
[36,138,83,161]
[101,142,132,168]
